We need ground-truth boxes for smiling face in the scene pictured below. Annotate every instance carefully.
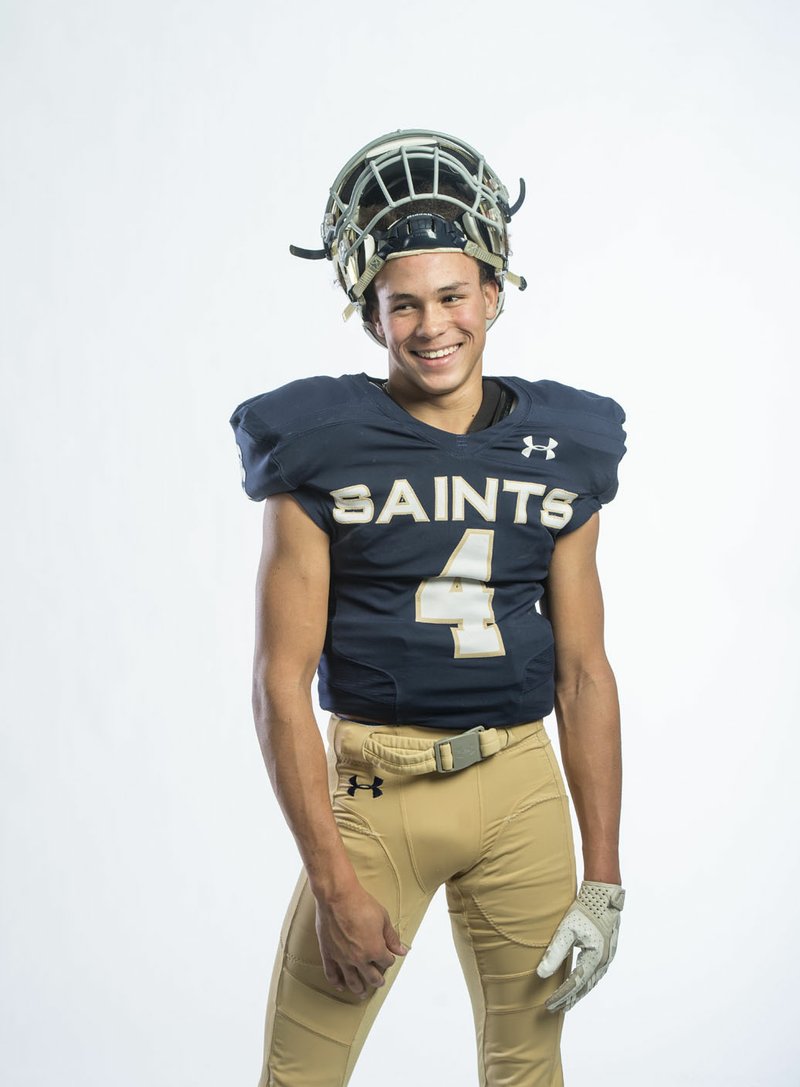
[370,251,499,405]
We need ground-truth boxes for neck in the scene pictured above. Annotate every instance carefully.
[383,370,485,435]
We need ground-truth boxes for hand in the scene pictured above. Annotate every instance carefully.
[536,880,625,1013]
[315,882,409,1000]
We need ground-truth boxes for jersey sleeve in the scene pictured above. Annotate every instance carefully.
[539,382,627,537]
[229,379,340,533]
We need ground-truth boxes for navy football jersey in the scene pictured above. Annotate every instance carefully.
[230,373,626,730]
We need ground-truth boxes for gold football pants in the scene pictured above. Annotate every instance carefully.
[258,714,577,1087]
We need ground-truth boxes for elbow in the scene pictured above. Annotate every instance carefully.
[554,656,616,702]
[251,676,269,726]
[251,663,316,724]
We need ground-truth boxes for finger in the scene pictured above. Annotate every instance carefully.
[361,962,388,989]
[342,966,367,999]
[384,920,410,956]
[536,926,576,977]
[546,988,578,1014]
[546,983,578,1013]
[536,953,556,979]
[580,963,608,999]
[371,954,396,977]
[321,955,346,993]
[607,925,620,964]
[545,960,590,1012]
[545,979,581,1013]
[547,974,594,1014]
[546,961,609,1014]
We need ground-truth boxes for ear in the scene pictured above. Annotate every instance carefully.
[483,277,500,320]
[369,310,387,345]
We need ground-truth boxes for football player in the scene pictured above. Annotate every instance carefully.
[230,129,627,1087]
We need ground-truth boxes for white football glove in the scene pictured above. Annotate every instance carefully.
[536,880,625,1013]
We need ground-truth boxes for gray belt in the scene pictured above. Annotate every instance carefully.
[334,719,544,776]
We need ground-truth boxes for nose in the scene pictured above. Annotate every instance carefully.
[416,303,446,340]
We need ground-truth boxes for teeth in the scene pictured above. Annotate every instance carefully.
[415,345,460,359]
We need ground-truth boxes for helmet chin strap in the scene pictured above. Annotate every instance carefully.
[346,252,387,314]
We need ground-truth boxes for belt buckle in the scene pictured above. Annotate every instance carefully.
[433,725,485,773]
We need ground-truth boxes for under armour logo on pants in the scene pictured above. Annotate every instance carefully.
[347,775,384,798]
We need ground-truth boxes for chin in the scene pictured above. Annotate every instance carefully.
[413,369,468,393]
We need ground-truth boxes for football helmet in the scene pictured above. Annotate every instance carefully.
[290,129,527,339]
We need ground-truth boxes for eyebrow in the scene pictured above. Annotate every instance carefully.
[387,281,471,302]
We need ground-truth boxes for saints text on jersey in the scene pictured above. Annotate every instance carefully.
[330,475,577,530]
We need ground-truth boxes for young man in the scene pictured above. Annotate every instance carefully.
[230,130,627,1087]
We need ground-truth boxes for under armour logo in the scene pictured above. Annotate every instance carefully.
[347,775,384,798]
[522,436,558,459]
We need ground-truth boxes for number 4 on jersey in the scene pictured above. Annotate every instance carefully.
[415,529,506,659]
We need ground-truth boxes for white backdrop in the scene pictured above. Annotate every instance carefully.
[2,1,799,1084]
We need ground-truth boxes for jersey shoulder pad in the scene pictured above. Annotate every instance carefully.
[229,374,365,502]
[510,376,627,534]
[521,377,626,434]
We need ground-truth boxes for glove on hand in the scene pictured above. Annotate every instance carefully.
[536,880,625,1013]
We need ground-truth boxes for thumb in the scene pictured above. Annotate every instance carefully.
[536,926,574,978]
[384,920,410,955]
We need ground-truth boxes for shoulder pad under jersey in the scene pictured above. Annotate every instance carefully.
[229,374,365,503]
[511,377,627,533]
[524,378,626,431]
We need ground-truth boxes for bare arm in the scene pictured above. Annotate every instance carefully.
[541,512,622,885]
[252,493,406,995]
[252,493,357,899]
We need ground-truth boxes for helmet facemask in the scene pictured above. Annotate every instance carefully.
[290,129,527,342]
